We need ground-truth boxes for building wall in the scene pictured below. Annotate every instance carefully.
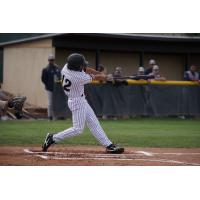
[2,39,54,107]
[2,38,195,109]
[56,49,140,76]
[56,49,187,79]
[190,54,200,68]
[56,48,96,68]
[144,53,185,80]
[98,51,140,76]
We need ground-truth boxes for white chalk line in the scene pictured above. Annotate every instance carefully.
[24,149,34,154]
[153,152,200,155]
[36,155,48,159]
[23,149,140,157]
[23,149,134,161]
[135,150,200,156]
[23,149,139,160]
[50,157,133,161]
[136,151,154,156]
[24,149,48,159]
[136,151,200,156]
[135,158,200,166]
[24,149,200,156]
[47,156,200,164]
[23,149,200,165]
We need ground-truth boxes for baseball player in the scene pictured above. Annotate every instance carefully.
[42,53,124,154]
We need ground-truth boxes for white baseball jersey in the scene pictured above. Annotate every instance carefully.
[61,64,93,98]
[53,64,112,147]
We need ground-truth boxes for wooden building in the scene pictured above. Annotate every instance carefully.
[0,33,200,107]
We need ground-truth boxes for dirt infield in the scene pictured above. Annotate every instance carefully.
[0,145,200,166]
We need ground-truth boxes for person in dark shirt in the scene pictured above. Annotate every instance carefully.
[41,54,61,120]
[113,66,123,78]
[184,65,199,81]
[132,66,154,80]
[145,59,156,75]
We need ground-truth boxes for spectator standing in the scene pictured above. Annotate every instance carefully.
[137,66,145,76]
[145,59,156,75]
[149,65,166,81]
[133,66,145,80]
[41,54,61,120]
[113,66,123,79]
[184,65,199,81]
[132,66,154,80]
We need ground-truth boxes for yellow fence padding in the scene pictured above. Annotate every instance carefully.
[92,80,200,86]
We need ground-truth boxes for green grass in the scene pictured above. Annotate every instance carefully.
[0,118,200,147]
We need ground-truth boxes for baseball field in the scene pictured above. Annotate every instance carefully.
[0,118,200,166]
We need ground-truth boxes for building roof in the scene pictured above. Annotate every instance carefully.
[0,33,63,46]
[1,33,200,47]
[79,33,200,43]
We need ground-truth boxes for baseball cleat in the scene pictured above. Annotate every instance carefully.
[42,133,55,152]
[106,144,124,154]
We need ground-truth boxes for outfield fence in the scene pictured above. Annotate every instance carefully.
[53,80,200,118]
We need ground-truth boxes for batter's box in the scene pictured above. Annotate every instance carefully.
[24,148,145,161]
[23,148,200,165]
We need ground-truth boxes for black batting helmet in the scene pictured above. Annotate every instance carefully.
[67,53,88,71]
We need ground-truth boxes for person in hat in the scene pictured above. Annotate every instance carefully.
[145,59,156,75]
[41,54,61,120]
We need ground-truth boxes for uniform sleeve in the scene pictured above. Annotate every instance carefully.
[80,73,94,85]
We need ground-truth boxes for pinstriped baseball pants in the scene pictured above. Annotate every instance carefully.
[53,97,112,147]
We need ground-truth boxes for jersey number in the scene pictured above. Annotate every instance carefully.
[62,75,71,92]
